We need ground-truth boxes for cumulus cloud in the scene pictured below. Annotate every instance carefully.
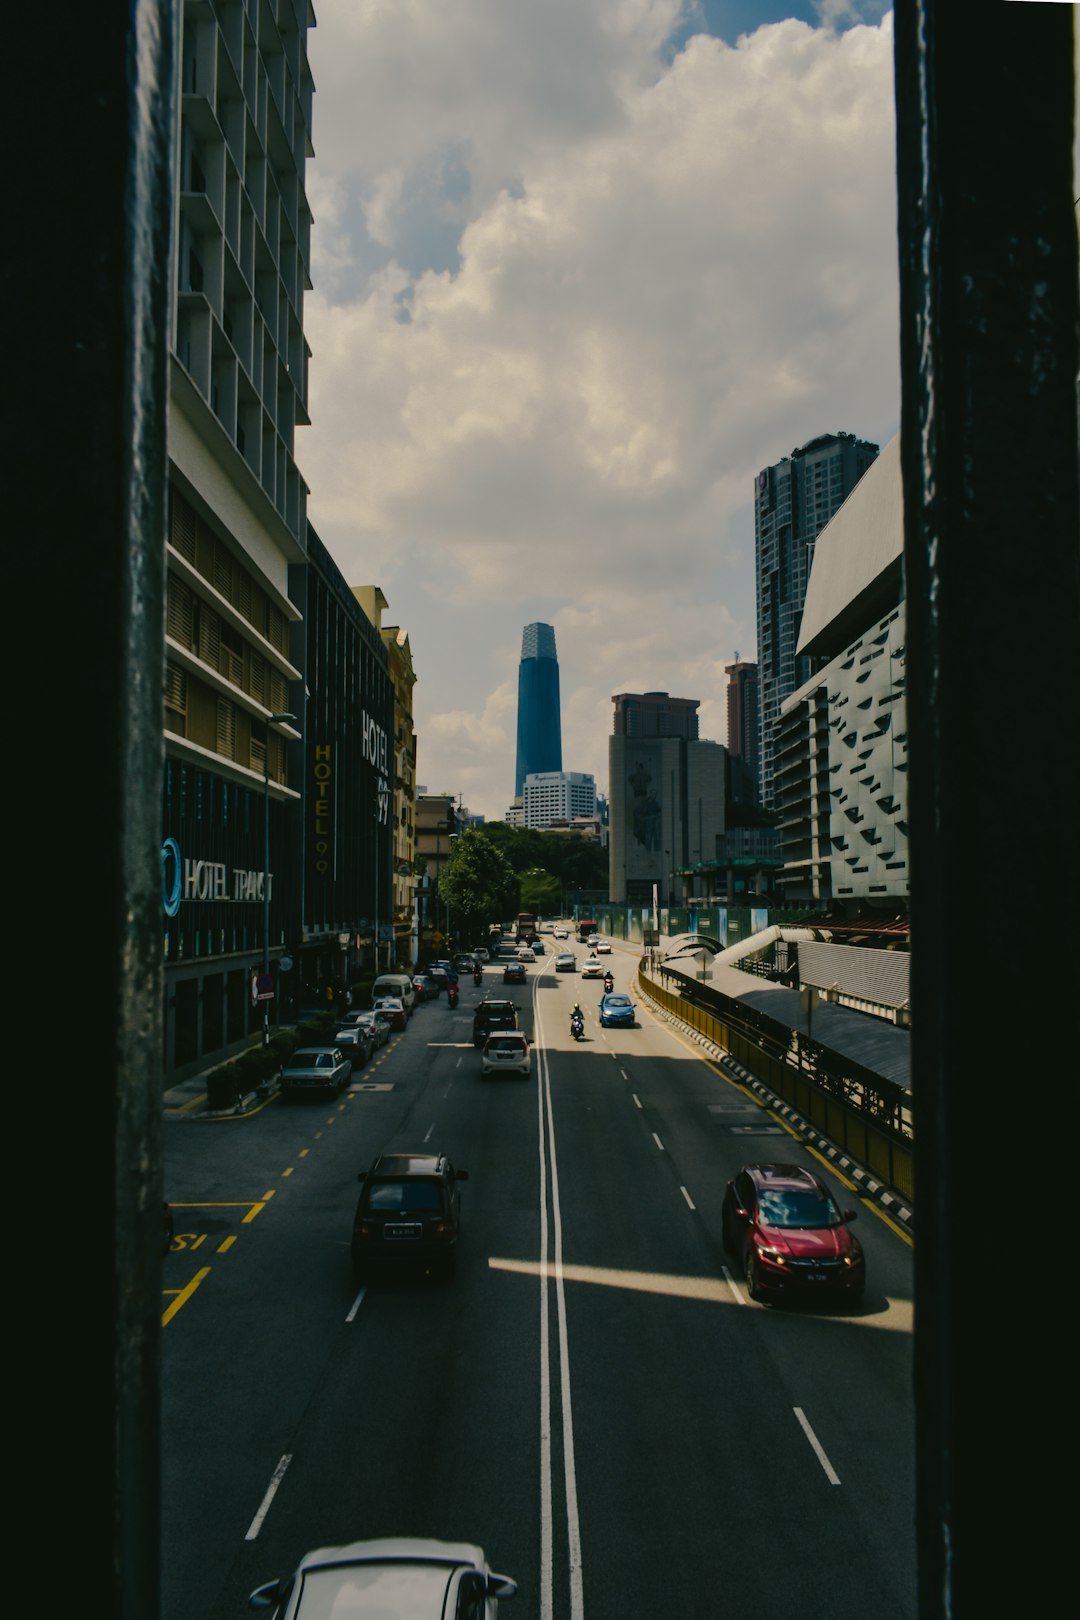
[301,3,901,820]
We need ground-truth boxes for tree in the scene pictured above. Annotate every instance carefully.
[519,867,561,915]
[439,829,519,943]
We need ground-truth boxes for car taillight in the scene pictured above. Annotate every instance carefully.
[431,1220,452,1240]
[356,1222,372,1241]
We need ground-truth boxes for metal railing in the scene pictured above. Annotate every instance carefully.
[638,959,914,1204]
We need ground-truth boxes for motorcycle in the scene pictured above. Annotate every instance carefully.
[570,1011,585,1041]
[447,982,459,1009]
[603,974,614,994]
[473,968,483,986]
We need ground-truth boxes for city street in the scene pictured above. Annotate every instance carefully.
[162,943,915,1620]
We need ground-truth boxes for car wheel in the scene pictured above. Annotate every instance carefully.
[744,1250,761,1300]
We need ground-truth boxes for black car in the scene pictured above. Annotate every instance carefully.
[351,1152,469,1281]
[472,998,518,1047]
[503,961,527,985]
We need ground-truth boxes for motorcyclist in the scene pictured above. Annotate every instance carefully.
[570,1002,584,1037]
[603,971,614,993]
[473,965,483,986]
[447,980,459,1008]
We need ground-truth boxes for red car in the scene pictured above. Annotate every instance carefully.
[721,1163,865,1304]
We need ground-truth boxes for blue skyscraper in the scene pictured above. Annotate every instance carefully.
[515,623,562,798]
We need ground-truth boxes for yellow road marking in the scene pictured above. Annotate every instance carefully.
[162,1266,211,1326]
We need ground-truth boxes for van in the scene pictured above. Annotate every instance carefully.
[371,973,416,1015]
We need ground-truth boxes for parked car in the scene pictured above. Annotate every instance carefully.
[280,1046,352,1100]
[351,1010,391,1049]
[580,957,604,978]
[249,1536,517,1618]
[481,1032,531,1078]
[598,992,636,1028]
[351,1153,469,1281]
[503,960,528,985]
[595,939,611,954]
[333,1023,377,1067]
[472,999,518,1047]
[554,952,576,972]
[721,1163,866,1304]
[371,972,417,1014]
[372,996,407,1032]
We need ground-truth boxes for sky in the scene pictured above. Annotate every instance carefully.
[299,0,901,823]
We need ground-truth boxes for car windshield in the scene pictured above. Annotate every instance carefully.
[298,1562,452,1610]
[367,1181,442,1211]
[757,1189,840,1228]
[606,996,631,1007]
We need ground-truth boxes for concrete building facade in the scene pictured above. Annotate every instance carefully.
[608,733,725,906]
[775,433,908,905]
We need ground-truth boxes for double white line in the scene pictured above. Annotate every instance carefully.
[534,982,585,1620]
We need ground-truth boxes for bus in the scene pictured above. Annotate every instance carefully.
[577,917,598,944]
[515,911,537,941]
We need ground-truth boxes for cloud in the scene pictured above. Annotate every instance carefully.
[302,4,900,821]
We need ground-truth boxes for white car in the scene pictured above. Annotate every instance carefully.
[595,940,611,954]
[553,926,568,939]
[516,944,534,961]
[481,1032,532,1077]
[580,957,604,978]
[586,934,600,948]
[249,1537,517,1618]
[554,952,576,972]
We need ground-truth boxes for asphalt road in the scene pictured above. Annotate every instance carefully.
[162,939,915,1620]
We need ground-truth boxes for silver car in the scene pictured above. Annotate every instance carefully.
[249,1536,517,1618]
[279,1046,351,1099]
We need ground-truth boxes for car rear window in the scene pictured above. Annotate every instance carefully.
[366,1181,442,1211]
[488,1036,525,1052]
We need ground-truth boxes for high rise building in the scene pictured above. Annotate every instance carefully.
[724,660,760,786]
[608,694,725,905]
[523,771,597,829]
[515,623,563,796]
[611,692,700,739]
[755,432,879,807]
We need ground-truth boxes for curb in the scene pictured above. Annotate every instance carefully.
[642,992,915,1235]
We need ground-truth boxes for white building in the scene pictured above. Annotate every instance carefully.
[523,771,597,829]
[776,432,908,904]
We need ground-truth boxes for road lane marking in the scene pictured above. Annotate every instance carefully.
[346,1286,367,1322]
[721,1266,746,1303]
[632,1093,642,1109]
[161,1266,211,1326]
[652,1133,665,1151]
[794,1408,841,1484]
[680,1186,696,1210]
[245,1454,292,1540]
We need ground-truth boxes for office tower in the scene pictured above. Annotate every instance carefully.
[515,623,563,796]
[608,693,724,904]
[523,771,597,829]
[755,432,879,807]
[611,692,700,739]
[725,660,760,780]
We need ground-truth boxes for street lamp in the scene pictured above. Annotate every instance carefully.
[263,712,295,1046]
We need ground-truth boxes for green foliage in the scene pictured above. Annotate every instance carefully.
[440,828,519,936]
[519,868,561,913]
[470,823,609,903]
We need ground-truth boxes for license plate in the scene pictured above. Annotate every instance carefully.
[806,1271,827,1282]
[385,1223,421,1241]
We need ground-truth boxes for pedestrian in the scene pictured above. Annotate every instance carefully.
[344,987,353,1009]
